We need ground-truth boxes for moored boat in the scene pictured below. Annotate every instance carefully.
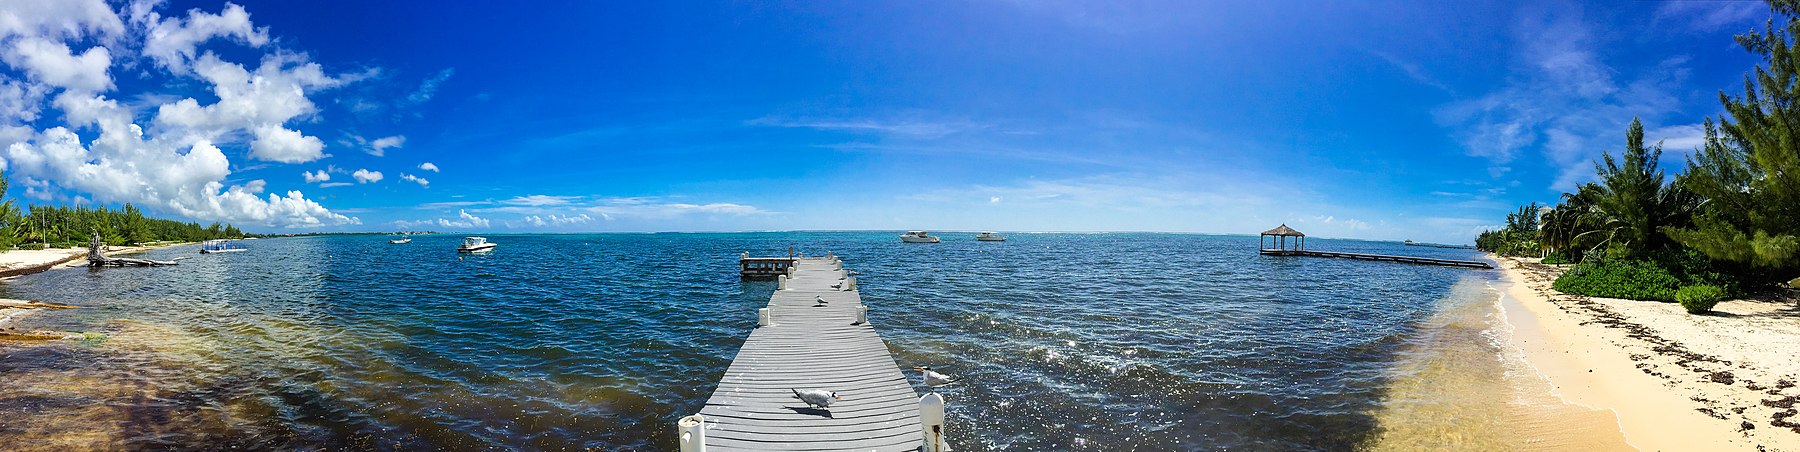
[900,231,941,243]
[976,231,1006,242]
[389,235,412,244]
[458,236,496,253]
[199,239,247,254]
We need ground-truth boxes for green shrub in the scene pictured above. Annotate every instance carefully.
[1553,258,1682,302]
[18,242,45,250]
[1677,285,1726,314]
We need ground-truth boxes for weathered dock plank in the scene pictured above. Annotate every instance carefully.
[687,257,935,452]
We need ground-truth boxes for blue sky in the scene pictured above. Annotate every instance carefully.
[0,0,1772,243]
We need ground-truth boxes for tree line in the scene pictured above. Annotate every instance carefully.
[0,174,243,250]
[1479,1,1800,307]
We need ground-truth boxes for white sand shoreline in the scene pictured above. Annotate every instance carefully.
[1495,254,1800,450]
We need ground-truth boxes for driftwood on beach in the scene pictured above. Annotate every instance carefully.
[86,232,177,267]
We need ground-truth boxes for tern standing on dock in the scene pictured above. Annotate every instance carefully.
[791,389,843,408]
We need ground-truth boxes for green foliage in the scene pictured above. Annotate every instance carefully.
[1553,258,1683,302]
[1476,202,1546,257]
[1663,5,1800,271]
[0,171,246,248]
[1677,285,1726,314]
[1579,118,1697,258]
[1543,253,1573,265]
[1551,249,1746,302]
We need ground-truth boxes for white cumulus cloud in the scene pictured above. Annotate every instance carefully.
[3,37,112,92]
[418,161,438,172]
[0,0,358,228]
[302,169,329,183]
[352,169,382,184]
[137,2,269,73]
[400,172,427,187]
[524,213,593,227]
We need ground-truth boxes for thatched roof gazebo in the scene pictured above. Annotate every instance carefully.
[1259,224,1305,255]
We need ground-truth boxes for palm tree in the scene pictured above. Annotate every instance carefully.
[1574,118,1697,258]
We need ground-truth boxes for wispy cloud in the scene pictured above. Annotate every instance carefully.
[503,194,579,206]
[1435,5,1688,189]
[748,116,987,138]
[1654,1,1766,32]
[1370,50,1452,93]
[407,68,454,104]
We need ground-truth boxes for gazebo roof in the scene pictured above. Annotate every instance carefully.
[1261,224,1305,237]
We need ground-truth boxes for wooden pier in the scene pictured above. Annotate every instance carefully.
[1259,224,1492,269]
[681,255,946,452]
[1258,249,1492,268]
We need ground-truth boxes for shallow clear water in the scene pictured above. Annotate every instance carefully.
[0,232,1496,450]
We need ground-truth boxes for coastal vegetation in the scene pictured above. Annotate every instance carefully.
[0,173,244,249]
[1480,0,1800,306]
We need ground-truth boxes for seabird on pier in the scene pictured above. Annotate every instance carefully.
[814,295,828,306]
[791,389,843,408]
[913,365,961,387]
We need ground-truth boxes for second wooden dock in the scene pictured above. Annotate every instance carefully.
[1260,249,1493,268]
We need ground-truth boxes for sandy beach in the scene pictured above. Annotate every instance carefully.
[1497,255,1800,450]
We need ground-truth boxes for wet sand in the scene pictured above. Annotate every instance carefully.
[1366,275,1633,451]
[1497,256,1800,450]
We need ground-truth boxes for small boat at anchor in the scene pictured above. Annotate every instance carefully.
[457,236,496,253]
[976,231,1006,242]
[199,239,247,254]
[900,231,941,243]
[389,235,412,244]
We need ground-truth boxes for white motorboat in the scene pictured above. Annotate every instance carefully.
[458,236,496,253]
[900,231,941,243]
[199,239,247,254]
[976,231,1006,242]
[389,236,411,244]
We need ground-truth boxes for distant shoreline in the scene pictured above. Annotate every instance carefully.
[1495,254,1800,450]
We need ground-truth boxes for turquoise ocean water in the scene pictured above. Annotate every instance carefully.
[0,232,1493,450]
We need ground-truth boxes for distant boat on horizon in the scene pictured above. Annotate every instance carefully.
[976,231,1006,242]
[389,235,412,244]
[900,231,941,243]
[458,236,496,253]
[199,239,247,254]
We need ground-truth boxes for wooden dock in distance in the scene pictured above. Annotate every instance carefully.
[1258,224,1491,269]
[1259,249,1493,268]
[680,255,947,452]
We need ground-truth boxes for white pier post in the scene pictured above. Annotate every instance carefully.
[920,393,946,452]
[855,306,867,324]
[679,414,707,452]
[847,276,857,291]
[778,274,788,290]
[758,308,772,327]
